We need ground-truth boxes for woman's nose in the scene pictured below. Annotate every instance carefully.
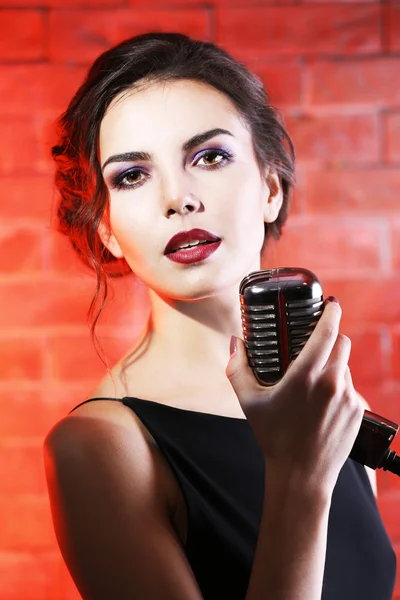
[165,193,202,216]
[161,170,202,216]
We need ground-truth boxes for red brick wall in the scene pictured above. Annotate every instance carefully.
[1,1,399,598]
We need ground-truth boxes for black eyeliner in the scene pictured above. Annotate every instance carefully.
[110,167,147,191]
[108,147,235,191]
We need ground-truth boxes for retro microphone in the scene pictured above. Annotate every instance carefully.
[239,267,400,477]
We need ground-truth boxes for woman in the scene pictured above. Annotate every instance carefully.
[43,32,396,599]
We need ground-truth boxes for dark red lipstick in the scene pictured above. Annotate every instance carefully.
[164,228,221,264]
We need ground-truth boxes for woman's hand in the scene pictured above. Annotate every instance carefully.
[226,297,365,497]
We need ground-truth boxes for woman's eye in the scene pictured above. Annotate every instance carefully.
[111,169,146,190]
[194,149,233,168]
[109,149,234,191]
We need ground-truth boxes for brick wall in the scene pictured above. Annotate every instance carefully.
[1,1,399,598]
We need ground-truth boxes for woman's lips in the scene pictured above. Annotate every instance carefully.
[164,228,220,255]
[165,240,222,264]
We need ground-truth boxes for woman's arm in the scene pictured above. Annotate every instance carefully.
[44,413,205,600]
[245,391,377,600]
[227,299,365,600]
[245,473,331,600]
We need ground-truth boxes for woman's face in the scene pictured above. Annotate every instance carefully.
[98,79,282,300]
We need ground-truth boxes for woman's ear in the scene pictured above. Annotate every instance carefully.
[97,221,124,259]
[263,171,283,223]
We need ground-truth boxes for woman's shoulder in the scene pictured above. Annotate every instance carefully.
[43,381,180,517]
[46,368,157,451]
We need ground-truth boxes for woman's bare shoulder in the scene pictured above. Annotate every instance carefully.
[46,368,157,453]
[59,365,141,428]
[42,382,198,598]
[44,387,179,517]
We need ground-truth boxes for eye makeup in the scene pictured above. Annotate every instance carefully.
[193,147,235,168]
[107,146,235,192]
[110,168,149,191]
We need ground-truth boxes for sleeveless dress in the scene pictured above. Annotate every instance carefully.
[69,396,397,600]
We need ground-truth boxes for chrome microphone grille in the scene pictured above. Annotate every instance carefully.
[240,303,280,379]
[286,297,324,360]
[239,268,324,386]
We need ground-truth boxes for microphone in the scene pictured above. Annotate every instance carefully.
[239,267,400,477]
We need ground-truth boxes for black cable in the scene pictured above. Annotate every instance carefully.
[380,450,400,477]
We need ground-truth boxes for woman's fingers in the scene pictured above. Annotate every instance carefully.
[321,333,352,379]
[288,299,342,379]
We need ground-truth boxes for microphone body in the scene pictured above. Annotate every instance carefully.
[239,267,399,475]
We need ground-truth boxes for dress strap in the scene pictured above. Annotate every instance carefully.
[68,397,123,414]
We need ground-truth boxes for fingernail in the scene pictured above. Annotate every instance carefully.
[325,296,339,305]
[230,335,237,357]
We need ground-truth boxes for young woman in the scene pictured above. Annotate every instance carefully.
[43,32,396,600]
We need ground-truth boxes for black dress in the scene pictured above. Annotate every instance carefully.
[69,396,397,600]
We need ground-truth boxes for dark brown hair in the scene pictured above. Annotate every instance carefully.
[52,32,295,367]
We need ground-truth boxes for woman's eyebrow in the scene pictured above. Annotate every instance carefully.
[181,128,233,152]
[101,128,234,172]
